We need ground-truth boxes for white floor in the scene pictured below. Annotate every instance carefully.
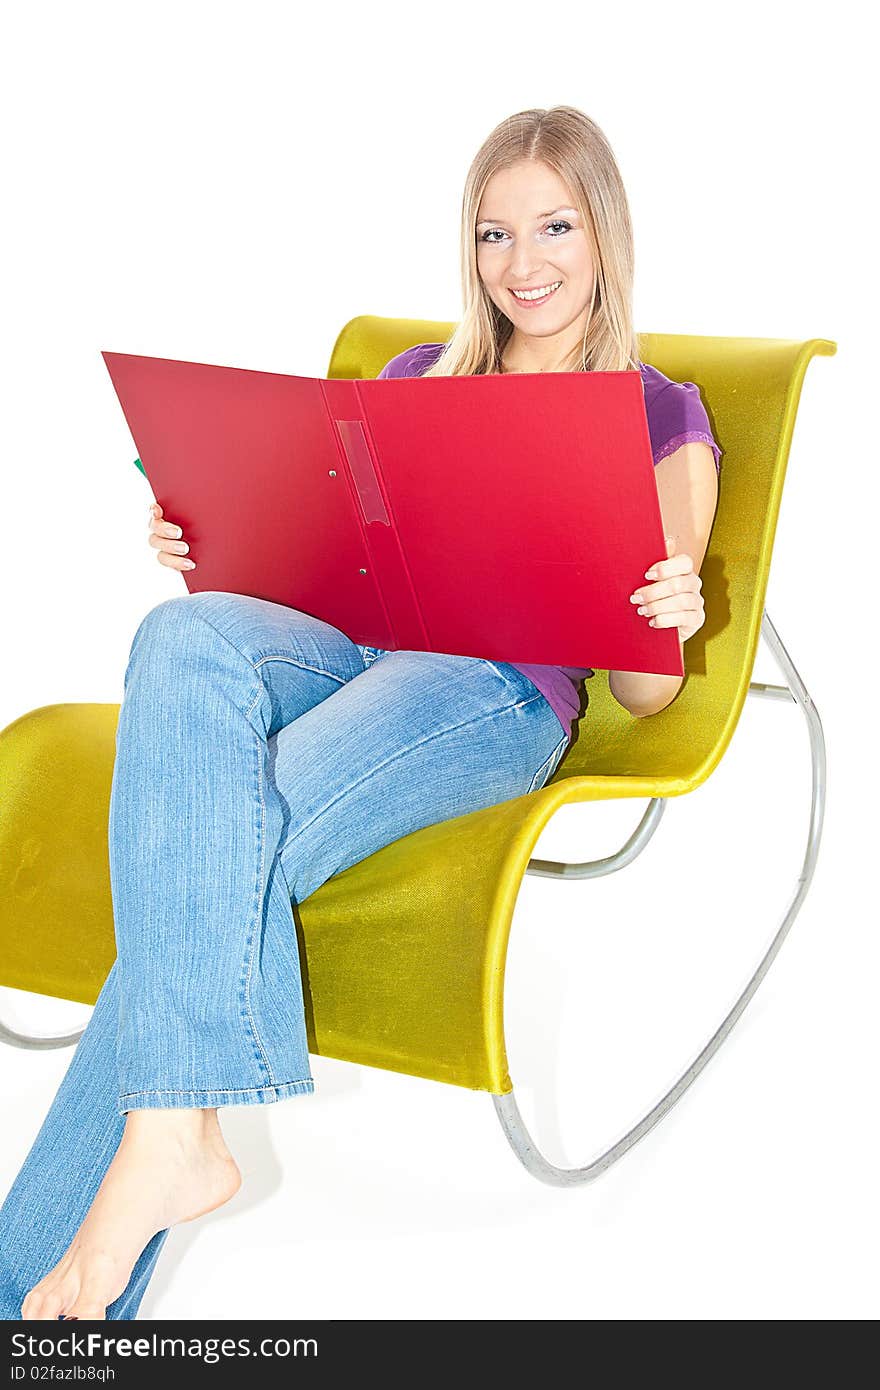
[2,666,874,1321]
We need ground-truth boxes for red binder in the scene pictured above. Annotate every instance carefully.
[102,351,684,677]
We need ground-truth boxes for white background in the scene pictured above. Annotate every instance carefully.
[1,0,876,1321]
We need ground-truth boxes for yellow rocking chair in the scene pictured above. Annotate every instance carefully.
[0,317,835,1186]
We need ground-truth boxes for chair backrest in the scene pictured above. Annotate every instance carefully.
[328,316,836,792]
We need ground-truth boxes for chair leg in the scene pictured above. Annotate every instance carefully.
[494,607,826,1186]
[526,794,667,880]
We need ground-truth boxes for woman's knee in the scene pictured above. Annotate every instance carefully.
[131,591,252,645]
[123,592,235,686]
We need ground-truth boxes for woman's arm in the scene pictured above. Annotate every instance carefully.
[608,440,720,717]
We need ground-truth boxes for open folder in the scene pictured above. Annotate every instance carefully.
[102,351,684,677]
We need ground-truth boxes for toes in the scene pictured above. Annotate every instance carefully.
[21,1290,62,1320]
[66,1279,110,1322]
[21,1286,48,1319]
[22,1273,80,1322]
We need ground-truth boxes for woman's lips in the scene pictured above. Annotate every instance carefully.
[508,282,562,309]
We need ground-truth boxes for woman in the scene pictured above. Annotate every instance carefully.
[1,104,721,1320]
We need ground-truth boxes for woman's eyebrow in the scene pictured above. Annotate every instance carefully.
[476,206,578,228]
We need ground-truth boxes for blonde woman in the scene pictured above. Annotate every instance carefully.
[1,105,721,1320]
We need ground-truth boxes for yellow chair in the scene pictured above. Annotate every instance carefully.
[0,317,835,1186]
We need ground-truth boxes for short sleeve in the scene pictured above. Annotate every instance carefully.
[376,342,447,380]
[375,339,450,378]
[649,379,722,473]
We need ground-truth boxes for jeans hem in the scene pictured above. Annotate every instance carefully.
[117,1078,315,1111]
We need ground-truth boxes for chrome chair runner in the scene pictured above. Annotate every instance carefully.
[495,608,826,1185]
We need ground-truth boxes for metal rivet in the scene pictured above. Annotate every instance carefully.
[328,469,337,477]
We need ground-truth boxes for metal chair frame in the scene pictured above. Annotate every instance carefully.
[0,607,825,1189]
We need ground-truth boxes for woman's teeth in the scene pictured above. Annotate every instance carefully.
[510,281,562,303]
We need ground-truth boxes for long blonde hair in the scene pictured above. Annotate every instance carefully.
[420,105,641,378]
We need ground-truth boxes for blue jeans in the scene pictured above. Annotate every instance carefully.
[0,591,570,1319]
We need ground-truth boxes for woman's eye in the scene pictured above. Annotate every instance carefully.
[479,220,572,245]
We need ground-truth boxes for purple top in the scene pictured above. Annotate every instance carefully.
[377,343,723,740]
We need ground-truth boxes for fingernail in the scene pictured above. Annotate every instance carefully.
[183,560,196,569]
[645,569,657,579]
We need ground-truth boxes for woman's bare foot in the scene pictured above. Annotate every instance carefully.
[20,1108,241,1320]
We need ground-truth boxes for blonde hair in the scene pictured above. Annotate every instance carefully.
[420,105,641,378]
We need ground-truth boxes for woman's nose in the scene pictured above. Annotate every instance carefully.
[507,244,545,280]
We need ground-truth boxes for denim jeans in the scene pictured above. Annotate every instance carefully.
[0,591,570,1319]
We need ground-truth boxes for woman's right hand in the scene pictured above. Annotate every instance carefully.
[147,502,196,570]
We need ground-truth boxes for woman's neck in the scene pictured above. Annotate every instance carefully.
[501,330,584,375]
[500,296,597,372]
[501,354,565,374]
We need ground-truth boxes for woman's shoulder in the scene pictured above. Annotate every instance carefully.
[637,360,722,471]
[637,360,712,423]
[376,342,448,379]
[638,359,699,402]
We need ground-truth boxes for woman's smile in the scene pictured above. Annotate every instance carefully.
[509,280,563,308]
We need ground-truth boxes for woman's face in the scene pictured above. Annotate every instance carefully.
[475,160,596,346]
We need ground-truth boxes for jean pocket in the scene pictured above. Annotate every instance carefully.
[480,659,545,705]
[360,645,390,670]
[526,734,569,794]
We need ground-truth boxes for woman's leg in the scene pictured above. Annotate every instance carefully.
[0,591,568,1319]
[270,644,569,907]
[0,592,379,1320]
[0,965,173,1320]
[108,590,369,1108]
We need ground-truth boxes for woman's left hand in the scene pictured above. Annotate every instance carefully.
[628,535,706,645]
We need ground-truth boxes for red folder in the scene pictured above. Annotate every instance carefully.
[101,351,684,676]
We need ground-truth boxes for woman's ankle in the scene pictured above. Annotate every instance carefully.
[122,1106,222,1145]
